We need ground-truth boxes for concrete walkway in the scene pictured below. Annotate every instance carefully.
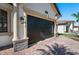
[0,35,79,55]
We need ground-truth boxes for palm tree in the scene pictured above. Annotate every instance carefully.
[72,12,79,31]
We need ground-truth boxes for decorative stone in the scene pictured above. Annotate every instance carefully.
[13,39,28,52]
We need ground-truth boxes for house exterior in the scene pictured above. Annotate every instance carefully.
[73,26,79,32]
[0,3,61,51]
[57,20,74,33]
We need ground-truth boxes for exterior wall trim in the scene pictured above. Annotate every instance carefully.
[24,8,57,23]
[50,3,61,17]
[0,4,12,36]
[0,32,13,36]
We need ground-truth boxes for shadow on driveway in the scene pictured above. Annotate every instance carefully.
[36,43,79,55]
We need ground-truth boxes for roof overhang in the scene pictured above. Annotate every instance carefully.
[50,3,61,18]
[74,26,79,28]
[57,20,75,25]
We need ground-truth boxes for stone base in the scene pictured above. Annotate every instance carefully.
[13,39,28,52]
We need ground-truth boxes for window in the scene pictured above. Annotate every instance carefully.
[0,9,8,32]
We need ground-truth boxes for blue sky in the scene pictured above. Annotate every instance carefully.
[57,3,79,21]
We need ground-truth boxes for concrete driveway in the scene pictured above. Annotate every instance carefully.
[0,35,79,55]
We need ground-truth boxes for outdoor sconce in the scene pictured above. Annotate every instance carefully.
[45,10,48,14]
[20,16,24,24]
[45,10,49,19]
[20,16,24,20]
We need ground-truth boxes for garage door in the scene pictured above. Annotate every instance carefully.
[27,15,54,44]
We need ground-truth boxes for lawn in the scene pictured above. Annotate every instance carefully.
[58,33,79,41]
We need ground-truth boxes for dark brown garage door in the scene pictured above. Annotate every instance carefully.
[27,15,54,45]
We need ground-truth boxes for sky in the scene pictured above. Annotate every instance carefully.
[57,3,79,22]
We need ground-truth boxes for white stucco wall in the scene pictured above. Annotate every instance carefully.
[24,3,56,18]
[73,22,78,32]
[74,28,78,32]
[0,36,12,47]
[18,4,24,40]
[69,23,74,32]
[57,25,66,33]
[69,23,73,30]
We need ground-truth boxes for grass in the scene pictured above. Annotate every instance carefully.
[58,33,79,41]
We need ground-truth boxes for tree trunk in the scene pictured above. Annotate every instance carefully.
[78,21,79,32]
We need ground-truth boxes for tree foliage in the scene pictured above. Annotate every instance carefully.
[72,12,79,22]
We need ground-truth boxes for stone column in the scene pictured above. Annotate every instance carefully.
[72,22,74,32]
[18,4,28,48]
[54,22,57,37]
[51,22,54,36]
[18,4,28,40]
[12,3,28,52]
[12,3,19,52]
[54,16,59,37]
[12,3,19,41]
[23,13,28,40]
